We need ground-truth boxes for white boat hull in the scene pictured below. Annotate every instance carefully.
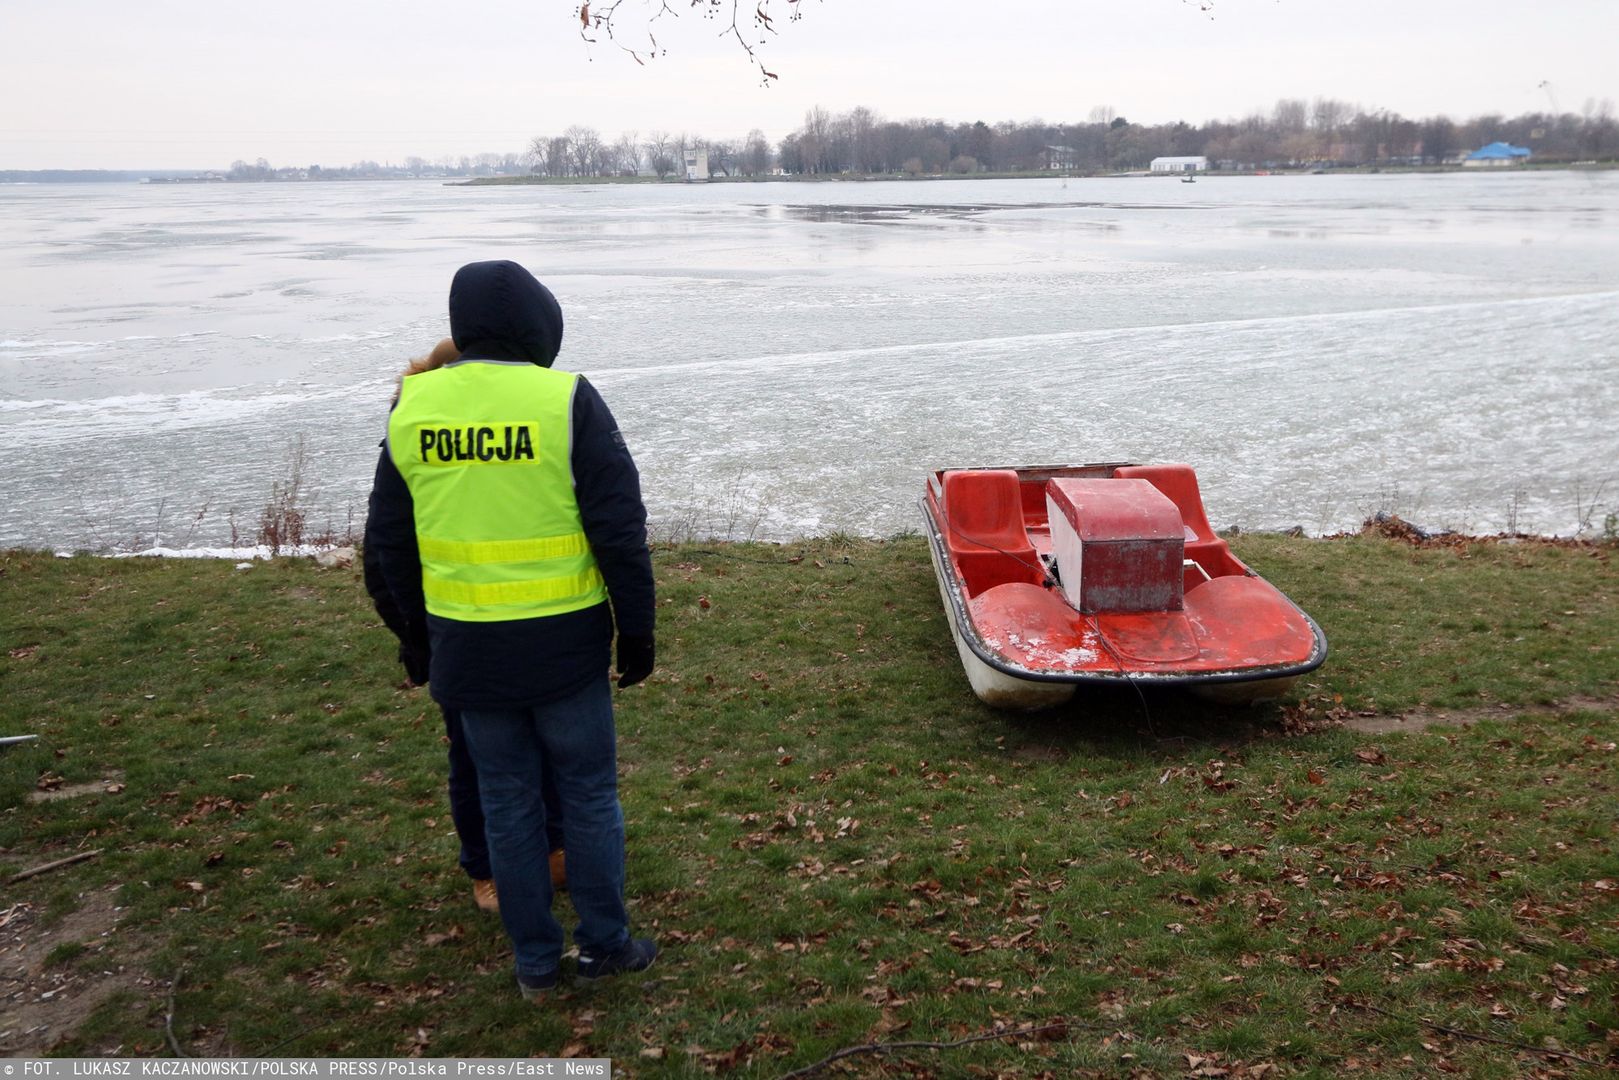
[926,525,1076,711]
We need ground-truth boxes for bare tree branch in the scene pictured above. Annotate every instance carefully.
[1345,1001,1607,1070]
[771,1019,1080,1080]
[165,969,192,1058]
[6,849,102,884]
[578,0,809,83]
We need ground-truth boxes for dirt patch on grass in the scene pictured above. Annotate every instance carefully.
[28,771,126,804]
[1010,742,1071,763]
[0,887,154,1055]
[1345,694,1619,734]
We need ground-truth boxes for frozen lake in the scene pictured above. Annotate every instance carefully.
[2,171,1617,551]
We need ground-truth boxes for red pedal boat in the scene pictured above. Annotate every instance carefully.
[920,463,1327,710]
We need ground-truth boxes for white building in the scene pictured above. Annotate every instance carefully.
[1150,156,1208,173]
[1044,145,1077,170]
[682,148,710,182]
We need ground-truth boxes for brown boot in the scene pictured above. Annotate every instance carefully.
[471,877,499,913]
[549,849,567,891]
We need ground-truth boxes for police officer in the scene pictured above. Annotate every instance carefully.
[369,260,657,999]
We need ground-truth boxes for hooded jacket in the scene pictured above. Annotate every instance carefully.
[449,259,565,366]
[366,261,655,708]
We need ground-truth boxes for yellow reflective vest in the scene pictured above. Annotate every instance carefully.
[387,359,608,623]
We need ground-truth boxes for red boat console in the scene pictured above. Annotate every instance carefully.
[1046,477,1186,614]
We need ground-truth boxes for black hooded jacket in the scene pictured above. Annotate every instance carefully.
[365,261,655,709]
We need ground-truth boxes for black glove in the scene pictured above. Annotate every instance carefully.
[398,641,430,686]
[615,635,655,689]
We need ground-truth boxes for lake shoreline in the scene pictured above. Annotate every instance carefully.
[12,509,1615,563]
[454,160,1619,186]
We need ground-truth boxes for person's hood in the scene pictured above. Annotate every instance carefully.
[448,260,564,367]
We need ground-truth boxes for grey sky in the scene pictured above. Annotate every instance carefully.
[3,0,1614,170]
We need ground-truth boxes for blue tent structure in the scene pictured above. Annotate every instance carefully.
[1466,141,1532,163]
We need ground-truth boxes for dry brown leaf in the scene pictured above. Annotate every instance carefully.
[423,925,464,947]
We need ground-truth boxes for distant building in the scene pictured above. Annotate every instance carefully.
[1464,142,1532,167]
[683,148,710,182]
[1044,145,1077,170]
[1150,155,1208,173]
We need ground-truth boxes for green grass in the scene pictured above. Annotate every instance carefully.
[2,534,1617,1075]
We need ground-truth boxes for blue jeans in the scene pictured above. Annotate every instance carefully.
[443,707,492,880]
[458,676,629,978]
[443,707,564,881]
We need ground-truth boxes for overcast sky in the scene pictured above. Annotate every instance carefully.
[4,0,1615,170]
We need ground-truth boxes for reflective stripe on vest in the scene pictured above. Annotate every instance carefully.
[387,360,607,623]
